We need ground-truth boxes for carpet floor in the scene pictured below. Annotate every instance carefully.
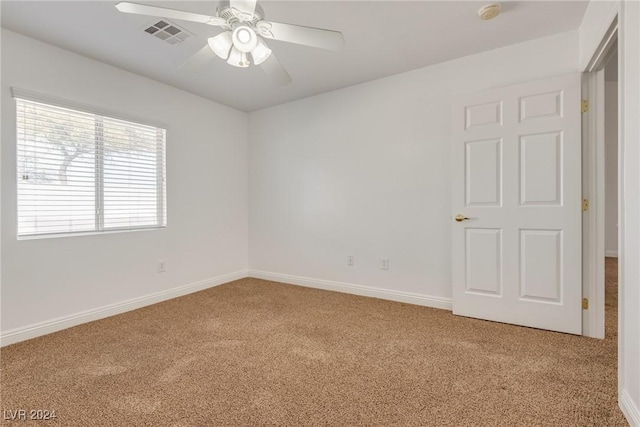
[1,258,627,426]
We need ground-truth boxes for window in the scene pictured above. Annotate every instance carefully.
[14,91,167,238]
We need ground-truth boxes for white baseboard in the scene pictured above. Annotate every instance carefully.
[249,270,452,311]
[0,270,248,347]
[620,389,640,427]
[605,251,619,258]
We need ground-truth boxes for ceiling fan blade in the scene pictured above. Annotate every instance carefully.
[179,45,216,72]
[229,0,257,21]
[260,53,292,86]
[256,21,344,51]
[115,2,225,26]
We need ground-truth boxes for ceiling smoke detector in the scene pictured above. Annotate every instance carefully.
[478,3,501,21]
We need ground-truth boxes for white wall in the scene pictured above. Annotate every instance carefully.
[248,31,580,306]
[605,80,618,257]
[0,30,249,342]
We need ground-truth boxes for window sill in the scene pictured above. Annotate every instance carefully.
[17,226,167,241]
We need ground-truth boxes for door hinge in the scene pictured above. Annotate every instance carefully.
[582,298,589,310]
[582,199,589,212]
[581,100,589,113]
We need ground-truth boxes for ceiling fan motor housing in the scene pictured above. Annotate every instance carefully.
[217,0,264,24]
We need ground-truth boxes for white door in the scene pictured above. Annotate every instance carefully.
[451,74,582,334]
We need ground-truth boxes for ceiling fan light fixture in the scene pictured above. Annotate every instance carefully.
[251,37,272,65]
[227,46,250,67]
[114,0,345,85]
[232,25,258,53]
[208,31,233,59]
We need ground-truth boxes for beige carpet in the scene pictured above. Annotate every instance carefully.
[1,259,627,426]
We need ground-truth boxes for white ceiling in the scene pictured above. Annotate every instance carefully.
[1,1,589,112]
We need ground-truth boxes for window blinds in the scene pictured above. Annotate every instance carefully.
[15,94,167,237]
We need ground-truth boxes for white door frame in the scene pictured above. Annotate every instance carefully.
[581,17,619,340]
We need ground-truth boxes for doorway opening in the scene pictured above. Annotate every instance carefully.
[590,30,625,423]
[581,17,619,340]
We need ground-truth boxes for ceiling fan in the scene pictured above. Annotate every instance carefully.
[115,0,345,86]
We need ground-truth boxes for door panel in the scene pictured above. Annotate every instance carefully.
[519,229,562,302]
[519,132,562,205]
[465,101,503,129]
[452,73,582,335]
[465,228,502,295]
[466,139,502,206]
[519,91,563,121]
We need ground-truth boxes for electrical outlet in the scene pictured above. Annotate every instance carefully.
[158,261,166,273]
[381,258,389,270]
[347,255,354,266]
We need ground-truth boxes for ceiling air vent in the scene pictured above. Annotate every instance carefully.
[143,20,191,45]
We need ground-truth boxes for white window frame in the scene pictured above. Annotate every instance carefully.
[12,88,168,239]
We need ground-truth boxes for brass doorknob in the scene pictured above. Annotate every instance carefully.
[455,214,471,222]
